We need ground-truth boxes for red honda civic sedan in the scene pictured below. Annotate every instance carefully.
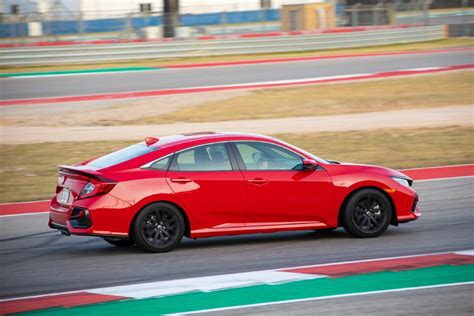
[49,132,420,252]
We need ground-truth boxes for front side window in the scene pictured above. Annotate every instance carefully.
[235,142,303,171]
[170,143,232,171]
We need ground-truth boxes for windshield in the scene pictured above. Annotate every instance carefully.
[276,139,330,164]
[88,142,158,168]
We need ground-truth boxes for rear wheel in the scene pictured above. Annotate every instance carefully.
[132,202,184,253]
[102,237,134,247]
[342,188,392,238]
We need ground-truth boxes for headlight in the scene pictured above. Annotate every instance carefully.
[391,176,412,188]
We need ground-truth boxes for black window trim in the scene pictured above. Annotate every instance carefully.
[141,153,174,170]
[229,141,321,172]
[142,140,325,172]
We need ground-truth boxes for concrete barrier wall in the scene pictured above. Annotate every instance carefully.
[0,25,447,66]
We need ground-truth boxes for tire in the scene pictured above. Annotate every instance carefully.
[102,237,134,247]
[132,202,185,253]
[342,188,392,238]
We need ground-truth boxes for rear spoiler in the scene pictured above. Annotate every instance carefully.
[58,165,115,183]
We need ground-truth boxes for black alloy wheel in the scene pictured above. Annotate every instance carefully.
[133,202,184,253]
[342,188,392,238]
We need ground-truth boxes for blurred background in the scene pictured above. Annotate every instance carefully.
[0,0,473,203]
[0,1,473,314]
[1,0,473,42]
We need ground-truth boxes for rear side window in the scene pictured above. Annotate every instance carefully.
[88,142,158,168]
[149,156,172,170]
[170,143,232,171]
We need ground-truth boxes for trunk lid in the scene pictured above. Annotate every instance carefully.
[56,165,111,206]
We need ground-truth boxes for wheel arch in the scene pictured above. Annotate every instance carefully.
[337,186,398,227]
[129,200,192,239]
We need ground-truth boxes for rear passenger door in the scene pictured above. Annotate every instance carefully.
[166,143,247,229]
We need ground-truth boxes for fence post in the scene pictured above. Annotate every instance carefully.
[462,0,468,36]
[125,13,133,41]
[352,3,361,27]
[221,10,227,36]
[78,11,85,41]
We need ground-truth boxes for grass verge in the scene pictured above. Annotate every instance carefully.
[1,38,472,74]
[126,71,474,125]
[0,126,472,203]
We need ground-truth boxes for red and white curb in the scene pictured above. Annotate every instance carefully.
[0,200,50,217]
[1,64,472,107]
[164,47,473,69]
[1,250,473,315]
[88,270,323,299]
[400,164,474,181]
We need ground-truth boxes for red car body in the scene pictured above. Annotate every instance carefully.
[49,132,420,249]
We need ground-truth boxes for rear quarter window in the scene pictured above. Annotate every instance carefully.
[88,142,158,168]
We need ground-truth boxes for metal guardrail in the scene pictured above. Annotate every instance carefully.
[0,25,446,66]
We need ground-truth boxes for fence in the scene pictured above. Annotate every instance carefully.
[0,25,447,66]
[1,1,472,44]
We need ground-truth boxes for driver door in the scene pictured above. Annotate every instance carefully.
[231,141,333,226]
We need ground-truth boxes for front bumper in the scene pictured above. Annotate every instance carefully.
[395,189,421,223]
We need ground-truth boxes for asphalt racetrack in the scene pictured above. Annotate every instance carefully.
[2,49,472,101]
[1,177,472,301]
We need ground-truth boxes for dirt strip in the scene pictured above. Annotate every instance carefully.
[1,105,472,144]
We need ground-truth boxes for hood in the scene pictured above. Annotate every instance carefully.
[337,162,411,180]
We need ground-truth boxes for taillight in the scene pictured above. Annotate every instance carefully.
[80,183,95,196]
[79,181,116,199]
[58,175,65,186]
[56,175,66,193]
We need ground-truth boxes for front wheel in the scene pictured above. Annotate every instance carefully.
[342,189,392,238]
[132,202,185,253]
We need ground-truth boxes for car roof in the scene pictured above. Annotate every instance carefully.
[87,132,294,171]
[151,132,275,149]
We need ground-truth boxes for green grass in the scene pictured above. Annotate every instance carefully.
[0,126,472,203]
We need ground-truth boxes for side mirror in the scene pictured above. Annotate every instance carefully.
[302,158,318,171]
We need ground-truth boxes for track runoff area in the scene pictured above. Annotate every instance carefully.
[0,251,473,315]
[0,164,473,315]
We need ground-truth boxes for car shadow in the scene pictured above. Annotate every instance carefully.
[47,227,406,256]
[49,229,346,256]
[178,229,347,249]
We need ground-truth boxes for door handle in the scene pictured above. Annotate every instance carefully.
[247,178,269,185]
[170,177,192,183]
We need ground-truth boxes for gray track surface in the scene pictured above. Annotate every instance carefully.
[2,50,472,100]
[200,283,474,315]
[0,177,473,300]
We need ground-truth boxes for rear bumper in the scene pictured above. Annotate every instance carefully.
[48,221,70,236]
[48,197,130,238]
